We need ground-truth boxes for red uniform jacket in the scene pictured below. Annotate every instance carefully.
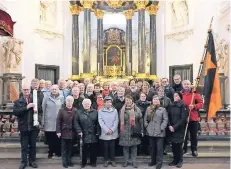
[181,91,203,121]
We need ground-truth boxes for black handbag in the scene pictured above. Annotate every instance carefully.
[131,125,142,138]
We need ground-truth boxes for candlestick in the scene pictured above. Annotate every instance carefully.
[33,89,39,126]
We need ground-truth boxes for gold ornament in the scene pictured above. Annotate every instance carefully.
[134,0,149,10]
[106,0,124,9]
[94,9,104,19]
[69,4,83,15]
[146,4,159,15]
[124,9,134,20]
[81,0,94,9]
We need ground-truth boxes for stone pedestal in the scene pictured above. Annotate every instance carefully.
[0,73,24,106]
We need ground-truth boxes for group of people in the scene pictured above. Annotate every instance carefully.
[13,75,203,169]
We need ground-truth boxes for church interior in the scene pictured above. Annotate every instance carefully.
[0,0,230,163]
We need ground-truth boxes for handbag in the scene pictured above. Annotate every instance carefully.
[131,124,142,138]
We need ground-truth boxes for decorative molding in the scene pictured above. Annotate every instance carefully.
[146,4,159,15]
[165,29,193,41]
[34,28,64,40]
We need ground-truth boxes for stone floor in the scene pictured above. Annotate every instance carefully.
[0,162,229,169]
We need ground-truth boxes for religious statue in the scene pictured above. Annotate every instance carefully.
[0,37,23,73]
[40,0,56,27]
[215,38,229,75]
[171,0,189,29]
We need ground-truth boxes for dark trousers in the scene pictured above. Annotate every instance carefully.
[103,140,115,161]
[138,135,149,155]
[20,130,39,164]
[149,137,164,169]
[45,131,61,156]
[171,143,183,163]
[82,143,97,165]
[183,121,198,152]
[61,139,72,165]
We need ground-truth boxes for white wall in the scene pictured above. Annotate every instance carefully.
[1,0,72,84]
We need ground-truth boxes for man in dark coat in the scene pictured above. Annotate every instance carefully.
[161,78,175,102]
[172,75,183,92]
[13,82,42,169]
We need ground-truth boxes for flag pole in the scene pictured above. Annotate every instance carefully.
[182,17,214,149]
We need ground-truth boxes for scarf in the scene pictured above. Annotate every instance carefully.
[147,104,159,122]
[120,103,135,131]
[97,100,104,111]
[130,87,137,93]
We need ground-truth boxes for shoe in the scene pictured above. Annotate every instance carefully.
[55,154,61,157]
[183,149,187,154]
[62,163,68,168]
[104,161,109,167]
[148,162,156,167]
[123,162,128,167]
[163,151,168,155]
[168,160,177,166]
[81,164,86,168]
[176,161,183,168]
[48,154,53,159]
[91,164,96,167]
[111,161,117,167]
[133,162,138,168]
[19,163,26,169]
[29,162,38,168]
[192,151,198,157]
[68,163,74,167]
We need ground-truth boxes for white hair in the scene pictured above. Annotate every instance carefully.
[82,98,92,106]
[117,87,125,92]
[182,80,191,85]
[40,79,45,83]
[66,95,74,102]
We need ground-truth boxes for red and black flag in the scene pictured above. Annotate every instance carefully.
[203,30,222,121]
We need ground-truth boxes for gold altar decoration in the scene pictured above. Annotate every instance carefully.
[124,9,134,20]
[70,4,83,15]
[106,0,124,9]
[135,73,158,80]
[134,0,149,10]
[146,4,159,15]
[81,0,94,9]
[107,29,121,44]
[94,9,104,19]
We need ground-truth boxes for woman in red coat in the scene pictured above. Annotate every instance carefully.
[181,80,203,157]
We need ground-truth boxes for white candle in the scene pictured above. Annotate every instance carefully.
[33,89,39,126]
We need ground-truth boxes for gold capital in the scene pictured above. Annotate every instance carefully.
[94,9,104,19]
[70,4,83,15]
[81,0,94,9]
[106,0,124,9]
[146,4,159,15]
[134,0,149,10]
[124,9,134,20]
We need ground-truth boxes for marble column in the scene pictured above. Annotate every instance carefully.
[70,4,82,76]
[95,9,104,76]
[82,1,93,74]
[147,3,159,75]
[124,10,134,76]
[135,1,148,74]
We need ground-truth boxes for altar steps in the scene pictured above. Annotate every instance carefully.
[0,140,229,163]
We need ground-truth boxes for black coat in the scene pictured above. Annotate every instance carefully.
[164,85,175,102]
[135,100,150,117]
[73,97,84,110]
[74,109,100,144]
[172,83,183,92]
[13,96,42,131]
[168,100,188,143]
[113,97,125,113]
[56,107,77,139]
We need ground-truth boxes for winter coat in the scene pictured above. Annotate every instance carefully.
[113,97,125,114]
[42,94,64,131]
[135,100,150,117]
[119,105,143,147]
[144,106,168,137]
[74,109,100,144]
[56,107,77,139]
[168,100,188,143]
[159,96,171,110]
[59,88,71,101]
[98,107,119,140]
[73,97,84,110]
[181,90,203,121]
[172,83,183,92]
[109,91,118,101]
[163,85,175,102]
[13,96,42,131]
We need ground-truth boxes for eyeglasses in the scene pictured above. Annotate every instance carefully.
[97,97,103,99]
[23,89,30,91]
